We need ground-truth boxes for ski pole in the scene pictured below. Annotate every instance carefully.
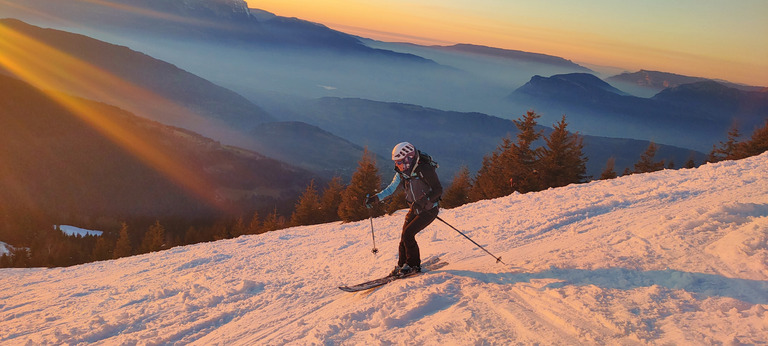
[436,216,505,265]
[368,211,379,254]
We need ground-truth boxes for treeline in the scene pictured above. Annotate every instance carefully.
[286,111,625,223]
[287,111,588,220]
[708,122,768,163]
[442,115,767,208]
[0,209,287,268]
[288,112,768,221]
[2,114,766,268]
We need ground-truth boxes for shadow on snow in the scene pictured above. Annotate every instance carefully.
[446,267,768,304]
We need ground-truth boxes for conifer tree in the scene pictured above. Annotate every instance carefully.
[113,222,132,259]
[599,157,618,180]
[539,115,588,188]
[707,121,768,163]
[91,236,112,262]
[291,180,322,226]
[261,207,283,233]
[633,142,665,173]
[505,111,544,193]
[338,148,384,222]
[211,221,230,240]
[738,120,768,158]
[471,111,544,199]
[470,137,512,201]
[319,176,345,223]
[709,127,741,162]
[10,247,30,267]
[246,211,261,235]
[442,165,473,209]
[667,161,675,169]
[684,155,697,169]
[231,216,247,237]
[385,189,409,214]
[140,220,165,253]
[183,226,202,244]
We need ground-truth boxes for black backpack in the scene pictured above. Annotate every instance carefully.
[417,150,439,169]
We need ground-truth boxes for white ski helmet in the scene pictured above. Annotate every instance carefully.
[392,142,416,161]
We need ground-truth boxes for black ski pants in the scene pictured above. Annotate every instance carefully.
[398,207,439,268]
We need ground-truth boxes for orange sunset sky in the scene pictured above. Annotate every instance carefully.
[248,0,768,87]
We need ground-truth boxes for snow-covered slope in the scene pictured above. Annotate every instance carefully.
[0,242,11,256]
[58,225,104,237]
[2,153,767,344]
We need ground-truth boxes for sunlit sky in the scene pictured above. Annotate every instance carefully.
[248,0,768,86]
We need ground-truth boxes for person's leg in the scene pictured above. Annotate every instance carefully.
[399,208,438,268]
[397,210,416,267]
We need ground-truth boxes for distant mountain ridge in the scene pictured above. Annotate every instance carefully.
[513,73,629,101]
[509,73,768,150]
[607,70,765,92]
[113,0,253,21]
[653,81,768,121]
[0,19,273,137]
[0,0,432,61]
[435,44,592,72]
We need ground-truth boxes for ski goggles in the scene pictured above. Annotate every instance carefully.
[395,155,414,171]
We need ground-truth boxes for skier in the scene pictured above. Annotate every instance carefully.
[365,142,443,276]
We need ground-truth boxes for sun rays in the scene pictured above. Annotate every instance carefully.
[0,20,227,211]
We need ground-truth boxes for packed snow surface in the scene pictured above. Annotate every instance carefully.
[2,153,768,344]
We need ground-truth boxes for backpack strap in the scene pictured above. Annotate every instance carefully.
[417,150,439,169]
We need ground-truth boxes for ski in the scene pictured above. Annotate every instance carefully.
[338,257,448,292]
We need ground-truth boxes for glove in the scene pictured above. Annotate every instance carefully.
[364,194,379,209]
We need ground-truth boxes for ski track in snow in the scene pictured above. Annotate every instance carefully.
[1,153,767,344]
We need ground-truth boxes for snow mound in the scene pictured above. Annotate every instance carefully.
[2,153,767,344]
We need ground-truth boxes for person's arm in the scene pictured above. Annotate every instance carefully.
[376,173,402,201]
